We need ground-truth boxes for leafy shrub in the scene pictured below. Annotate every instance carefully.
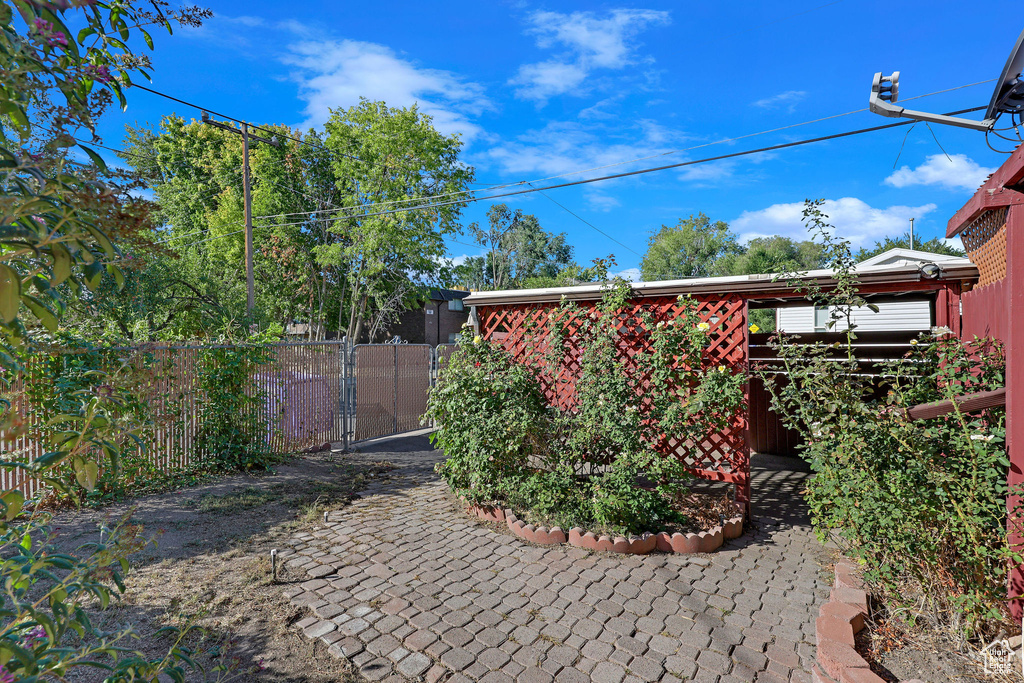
[195,342,280,472]
[764,200,1012,639]
[16,344,164,504]
[427,275,748,536]
[425,335,551,505]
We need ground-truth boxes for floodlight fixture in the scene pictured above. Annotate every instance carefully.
[868,28,1024,133]
[869,71,996,131]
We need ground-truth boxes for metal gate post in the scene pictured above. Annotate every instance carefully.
[393,344,399,435]
[342,340,349,451]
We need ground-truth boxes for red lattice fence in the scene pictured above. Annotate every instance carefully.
[478,293,750,508]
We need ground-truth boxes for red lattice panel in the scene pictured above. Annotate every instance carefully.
[480,294,750,505]
[961,207,1007,287]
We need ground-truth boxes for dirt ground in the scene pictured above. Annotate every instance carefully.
[855,596,1024,682]
[49,448,393,682]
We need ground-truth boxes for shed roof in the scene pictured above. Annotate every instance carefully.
[463,258,978,307]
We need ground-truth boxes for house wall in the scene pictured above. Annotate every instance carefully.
[776,300,933,333]
[359,308,425,344]
[425,301,470,346]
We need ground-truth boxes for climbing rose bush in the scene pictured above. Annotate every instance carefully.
[426,279,747,536]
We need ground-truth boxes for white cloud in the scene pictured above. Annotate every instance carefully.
[752,90,807,112]
[614,267,642,282]
[481,119,687,180]
[283,40,490,141]
[511,9,670,102]
[943,237,965,252]
[885,154,996,192]
[583,190,621,212]
[732,198,938,248]
[677,160,736,184]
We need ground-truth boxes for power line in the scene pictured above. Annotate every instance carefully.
[177,105,989,255]
[531,186,643,258]
[298,105,989,224]
[245,80,996,224]
[129,82,364,161]
[486,78,996,189]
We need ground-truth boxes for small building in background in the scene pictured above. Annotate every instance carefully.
[776,249,973,333]
[372,288,471,345]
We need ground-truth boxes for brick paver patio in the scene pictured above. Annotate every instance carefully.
[281,435,830,683]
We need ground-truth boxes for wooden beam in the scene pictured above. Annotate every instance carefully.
[1007,203,1024,619]
[898,387,1005,421]
[947,143,1024,237]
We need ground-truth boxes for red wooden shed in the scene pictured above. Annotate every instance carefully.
[946,143,1024,617]
[465,260,977,516]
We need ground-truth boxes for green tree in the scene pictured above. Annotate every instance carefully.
[0,0,216,679]
[639,213,740,280]
[116,117,344,339]
[469,203,574,289]
[855,231,966,262]
[718,236,825,276]
[317,99,474,341]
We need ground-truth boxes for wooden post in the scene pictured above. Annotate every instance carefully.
[935,281,962,336]
[1006,204,1024,619]
[242,123,255,317]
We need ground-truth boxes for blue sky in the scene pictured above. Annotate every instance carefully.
[94,1,1021,281]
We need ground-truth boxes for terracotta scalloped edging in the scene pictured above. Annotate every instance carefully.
[812,559,926,683]
[464,504,743,555]
[465,504,506,523]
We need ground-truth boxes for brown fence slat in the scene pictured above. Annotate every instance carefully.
[1,341,351,498]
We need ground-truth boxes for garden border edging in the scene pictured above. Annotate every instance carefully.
[812,558,926,683]
[464,504,743,555]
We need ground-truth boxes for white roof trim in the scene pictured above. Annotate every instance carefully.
[856,248,971,269]
[463,260,979,307]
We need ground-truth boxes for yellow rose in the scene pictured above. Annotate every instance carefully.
[473,335,482,345]
[697,322,710,332]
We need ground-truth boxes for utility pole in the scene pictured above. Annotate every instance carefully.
[201,112,280,317]
[909,217,915,250]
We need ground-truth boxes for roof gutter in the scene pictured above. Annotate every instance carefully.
[463,262,979,307]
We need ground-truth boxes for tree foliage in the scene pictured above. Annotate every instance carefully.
[464,203,574,290]
[0,0,221,679]
[639,213,740,280]
[855,231,966,261]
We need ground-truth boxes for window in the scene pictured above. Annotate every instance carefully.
[448,298,464,312]
[813,306,830,331]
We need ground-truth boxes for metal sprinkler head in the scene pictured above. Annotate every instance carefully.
[270,549,278,583]
[323,510,329,524]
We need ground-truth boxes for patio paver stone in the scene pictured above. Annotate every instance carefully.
[284,437,830,682]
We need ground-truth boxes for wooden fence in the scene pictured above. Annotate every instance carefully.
[1,341,347,498]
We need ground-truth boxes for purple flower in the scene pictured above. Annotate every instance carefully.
[31,18,52,33]
[45,32,68,47]
[84,64,112,83]
[21,626,46,648]
[0,666,14,683]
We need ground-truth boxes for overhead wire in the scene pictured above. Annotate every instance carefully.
[245,80,999,224]
[168,105,991,254]
[285,105,990,224]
